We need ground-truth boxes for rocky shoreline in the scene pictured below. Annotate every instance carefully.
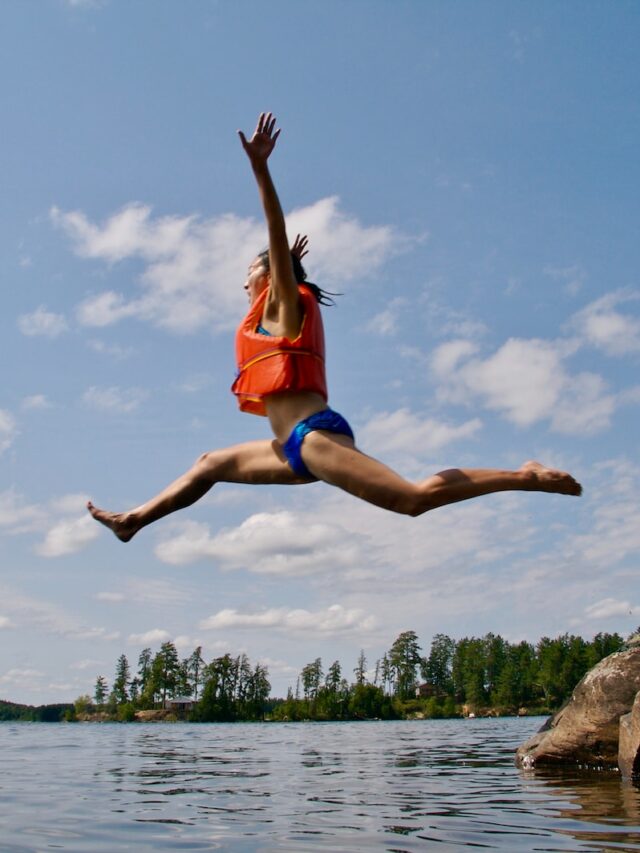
[515,635,640,778]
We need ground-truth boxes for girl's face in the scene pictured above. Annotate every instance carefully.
[244,258,269,304]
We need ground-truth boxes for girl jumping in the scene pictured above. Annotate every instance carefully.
[88,112,581,542]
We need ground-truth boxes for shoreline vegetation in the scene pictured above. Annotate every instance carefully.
[2,629,630,724]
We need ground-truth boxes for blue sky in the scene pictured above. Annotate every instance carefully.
[1,0,639,704]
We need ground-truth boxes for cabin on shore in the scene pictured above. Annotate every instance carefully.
[166,696,195,713]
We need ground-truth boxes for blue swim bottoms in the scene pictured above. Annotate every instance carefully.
[282,408,354,480]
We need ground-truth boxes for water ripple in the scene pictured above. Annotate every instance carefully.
[1,718,639,851]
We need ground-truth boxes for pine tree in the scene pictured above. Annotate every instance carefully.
[425,634,455,697]
[94,675,108,707]
[188,646,205,700]
[389,631,423,699]
[137,648,152,695]
[113,654,130,704]
[354,650,367,686]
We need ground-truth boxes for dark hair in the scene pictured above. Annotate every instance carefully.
[257,249,338,306]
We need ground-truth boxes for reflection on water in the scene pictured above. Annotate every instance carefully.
[0,718,639,851]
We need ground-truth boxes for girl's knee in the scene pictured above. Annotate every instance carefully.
[405,500,429,518]
[193,449,226,478]
[387,490,430,517]
[403,489,434,517]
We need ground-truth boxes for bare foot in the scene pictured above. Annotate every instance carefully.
[87,501,140,542]
[519,461,582,496]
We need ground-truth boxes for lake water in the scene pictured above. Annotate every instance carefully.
[1,717,640,851]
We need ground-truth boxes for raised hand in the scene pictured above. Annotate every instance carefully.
[291,234,309,261]
[238,112,281,169]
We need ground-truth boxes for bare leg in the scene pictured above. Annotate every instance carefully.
[87,440,309,542]
[299,432,582,517]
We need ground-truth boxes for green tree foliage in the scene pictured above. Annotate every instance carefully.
[193,653,271,721]
[588,632,624,667]
[0,700,74,722]
[389,631,423,699]
[354,650,367,686]
[188,646,205,700]
[74,694,93,716]
[94,675,108,707]
[117,702,136,722]
[452,637,487,705]
[348,683,397,720]
[137,648,152,696]
[424,634,455,697]
[129,676,140,703]
[87,629,625,724]
[146,642,180,708]
[175,658,192,698]
[112,655,130,704]
[301,658,323,701]
[378,653,394,695]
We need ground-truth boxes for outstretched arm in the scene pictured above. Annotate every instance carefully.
[238,113,301,334]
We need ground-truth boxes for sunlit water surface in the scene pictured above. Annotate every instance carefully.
[1,718,640,851]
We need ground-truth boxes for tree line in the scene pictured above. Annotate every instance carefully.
[73,628,626,723]
[83,643,270,722]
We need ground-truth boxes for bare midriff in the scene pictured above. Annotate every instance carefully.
[264,390,328,444]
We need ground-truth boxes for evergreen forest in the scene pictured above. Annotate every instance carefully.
[1,629,627,723]
[64,628,627,723]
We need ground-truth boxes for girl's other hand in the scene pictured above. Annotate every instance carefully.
[291,234,309,261]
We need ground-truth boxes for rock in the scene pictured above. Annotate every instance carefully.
[135,709,173,722]
[516,647,640,769]
[618,691,640,779]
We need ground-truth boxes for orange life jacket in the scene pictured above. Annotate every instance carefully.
[231,285,328,416]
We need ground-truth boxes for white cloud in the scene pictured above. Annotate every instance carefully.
[155,511,363,575]
[0,668,44,688]
[0,489,44,533]
[544,264,586,297]
[128,628,171,645]
[52,197,401,334]
[359,408,482,458]
[0,490,104,560]
[0,616,13,629]
[65,0,104,8]
[0,410,18,454]
[49,493,91,514]
[431,339,479,376]
[87,339,134,360]
[17,306,68,338]
[364,297,407,337]
[175,374,212,394]
[257,657,299,677]
[21,394,52,410]
[173,635,202,653]
[155,479,534,620]
[0,585,117,641]
[95,591,126,603]
[124,578,194,607]
[36,514,99,557]
[584,598,640,620]
[421,296,489,342]
[74,626,120,641]
[200,604,376,635]
[570,290,640,356]
[82,385,147,413]
[69,659,103,671]
[96,579,192,608]
[431,336,616,435]
[77,292,138,327]
[568,460,640,568]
